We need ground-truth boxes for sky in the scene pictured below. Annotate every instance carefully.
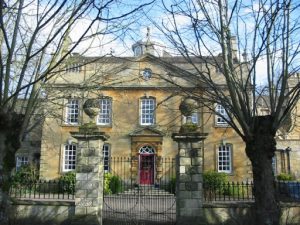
[11,0,298,86]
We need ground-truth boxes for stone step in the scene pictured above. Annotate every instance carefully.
[119,187,174,196]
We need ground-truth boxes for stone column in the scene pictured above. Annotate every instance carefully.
[71,131,109,225]
[172,133,207,225]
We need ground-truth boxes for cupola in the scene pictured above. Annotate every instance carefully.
[132,27,166,57]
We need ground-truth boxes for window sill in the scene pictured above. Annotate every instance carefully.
[96,124,112,128]
[214,124,231,128]
[218,171,234,176]
[61,170,75,174]
[139,124,156,127]
[61,124,80,127]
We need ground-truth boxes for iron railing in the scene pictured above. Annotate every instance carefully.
[277,181,300,202]
[204,181,254,202]
[203,181,300,202]
[9,180,75,200]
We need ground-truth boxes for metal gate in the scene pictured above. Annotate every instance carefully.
[103,157,176,225]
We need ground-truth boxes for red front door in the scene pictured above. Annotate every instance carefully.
[139,155,155,185]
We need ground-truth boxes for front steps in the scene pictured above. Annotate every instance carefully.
[119,185,174,196]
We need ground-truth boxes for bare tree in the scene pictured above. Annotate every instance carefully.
[0,0,153,223]
[154,0,300,224]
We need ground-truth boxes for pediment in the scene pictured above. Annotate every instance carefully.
[129,127,165,137]
[95,54,200,88]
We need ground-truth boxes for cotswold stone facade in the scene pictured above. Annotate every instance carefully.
[25,37,299,182]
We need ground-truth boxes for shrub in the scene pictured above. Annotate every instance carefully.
[179,122,198,133]
[203,170,228,186]
[222,183,250,198]
[109,175,121,194]
[104,173,121,195]
[277,173,295,181]
[104,173,112,195]
[203,171,228,198]
[59,172,75,194]
[11,164,39,187]
[167,177,176,194]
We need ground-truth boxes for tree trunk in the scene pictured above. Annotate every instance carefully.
[245,116,281,225]
[0,131,10,225]
[0,112,23,225]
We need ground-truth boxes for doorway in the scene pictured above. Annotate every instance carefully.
[139,145,155,185]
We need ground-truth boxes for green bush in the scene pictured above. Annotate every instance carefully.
[167,177,176,194]
[203,170,228,186]
[104,173,112,195]
[203,170,228,197]
[179,122,198,133]
[59,172,75,194]
[277,173,295,181]
[104,173,121,195]
[110,175,121,194]
[222,183,250,197]
[11,164,39,187]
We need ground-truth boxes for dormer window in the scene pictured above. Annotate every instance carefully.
[134,45,142,57]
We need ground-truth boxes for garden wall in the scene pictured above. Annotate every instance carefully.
[203,202,300,225]
[8,200,74,225]
[7,200,300,225]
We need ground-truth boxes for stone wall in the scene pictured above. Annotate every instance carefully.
[8,200,300,225]
[8,200,74,225]
[203,202,300,225]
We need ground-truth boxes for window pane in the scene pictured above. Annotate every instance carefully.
[216,104,229,125]
[98,99,112,125]
[272,156,277,175]
[141,98,155,125]
[218,145,232,173]
[191,112,198,124]
[16,156,29,171]
[64,144,76,171]
[66,99,79,124]
[103,144,110,172]
[66,63,81,73]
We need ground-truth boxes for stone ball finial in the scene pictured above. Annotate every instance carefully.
[83,99,99,119]
[179,98,197,117]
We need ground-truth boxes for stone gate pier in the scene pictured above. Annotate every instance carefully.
[70,130,109,225]
[172,132,207,225]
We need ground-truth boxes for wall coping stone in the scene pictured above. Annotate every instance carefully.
[203,202,300,208]
[11,199,75,206]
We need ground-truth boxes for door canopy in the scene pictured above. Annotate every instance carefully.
[139,145,155,154]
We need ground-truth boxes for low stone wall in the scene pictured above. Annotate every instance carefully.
[7,200,300,225]
[203,202,300,225]
[8,200,75,225]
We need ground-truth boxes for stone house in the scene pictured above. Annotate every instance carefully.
[15,36,300,182]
